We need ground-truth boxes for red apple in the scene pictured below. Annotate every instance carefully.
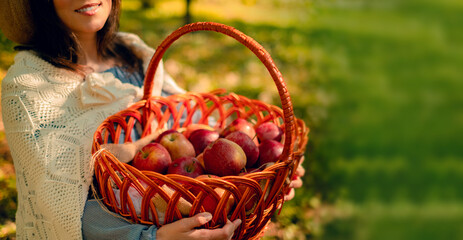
[183,124,215,139]
[194,175,235,215]
[195,174,221,186]
[191,174,218,198]
[158,130,196,161]
[188,129,220,155]
[200,188,235,216]
[258,140,284,166]
[155,129,178,142]
[167,156,205,178]
[203,138,247,176]
[195,174,220,180]
[225,131,259,168]
[133,143,172,173]
[221,118,257,143]
[194,175,220,211]
[255,122,283,142]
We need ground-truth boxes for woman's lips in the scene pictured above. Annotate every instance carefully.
[75,2,102,15]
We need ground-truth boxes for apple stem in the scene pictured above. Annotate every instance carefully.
[141,150,149,159]
[252,134,258,140]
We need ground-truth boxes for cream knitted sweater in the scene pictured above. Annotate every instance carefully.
[1,32,184,240]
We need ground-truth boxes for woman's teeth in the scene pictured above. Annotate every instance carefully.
[76,4,100,13]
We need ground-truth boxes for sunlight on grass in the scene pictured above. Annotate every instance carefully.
[121,0,141,10]
[0,71,7,81]
[145,1,185,19]
[191,1,312,27]
[0,221,16,239]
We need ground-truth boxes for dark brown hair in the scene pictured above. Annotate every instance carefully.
[18,0,141,73]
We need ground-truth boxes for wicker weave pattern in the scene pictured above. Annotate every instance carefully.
[92,22,309,239]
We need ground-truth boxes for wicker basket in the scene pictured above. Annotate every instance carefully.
[91,22,309,239]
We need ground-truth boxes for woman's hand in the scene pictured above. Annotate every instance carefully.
[156,212,242,240]
[284,156,306,201]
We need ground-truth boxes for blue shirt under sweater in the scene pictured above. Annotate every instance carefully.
[82,200,157,240]
[82,66,158,240]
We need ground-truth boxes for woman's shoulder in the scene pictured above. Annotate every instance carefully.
[4,51,54,79]
[2,50,81,89]
[5,50,42,74]
[116,32,144,43]
[115,32,155,63]
[116,32,151,48]
[2,51,43,89]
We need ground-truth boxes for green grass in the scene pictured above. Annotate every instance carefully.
[305,0,463,239]
[309,0,463,201]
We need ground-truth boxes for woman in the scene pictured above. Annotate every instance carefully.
[0,0,243,239]
[0,0,303,239]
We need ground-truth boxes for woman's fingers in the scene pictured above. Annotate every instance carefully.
[170,212,212,232]
[285,167,304,201]
[186,212,213,230]
[289,176,303,189]
[296,165,305,177]
[284,188,295,201]
[188,218,241,240]
[224,219,242,240]
[157,213,242,239]
[194,219,241,240]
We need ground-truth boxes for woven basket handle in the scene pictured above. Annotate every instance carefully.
[143,22,295,163]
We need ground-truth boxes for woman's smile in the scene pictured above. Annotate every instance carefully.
[75,2,102,16]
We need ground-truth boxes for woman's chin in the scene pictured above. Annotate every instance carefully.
[72,23,107,37]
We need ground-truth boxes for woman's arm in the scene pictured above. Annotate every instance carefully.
[82,200,158,240]
[82,199,241,240]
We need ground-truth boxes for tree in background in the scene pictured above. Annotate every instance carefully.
[138,0,192,25]
[140,0,155,9]
[185,0,192,24]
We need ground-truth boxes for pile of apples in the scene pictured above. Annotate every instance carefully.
[131,118,284,179]
[113,118,285,222]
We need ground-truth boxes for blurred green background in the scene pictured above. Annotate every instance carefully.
[1,0,462,239]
